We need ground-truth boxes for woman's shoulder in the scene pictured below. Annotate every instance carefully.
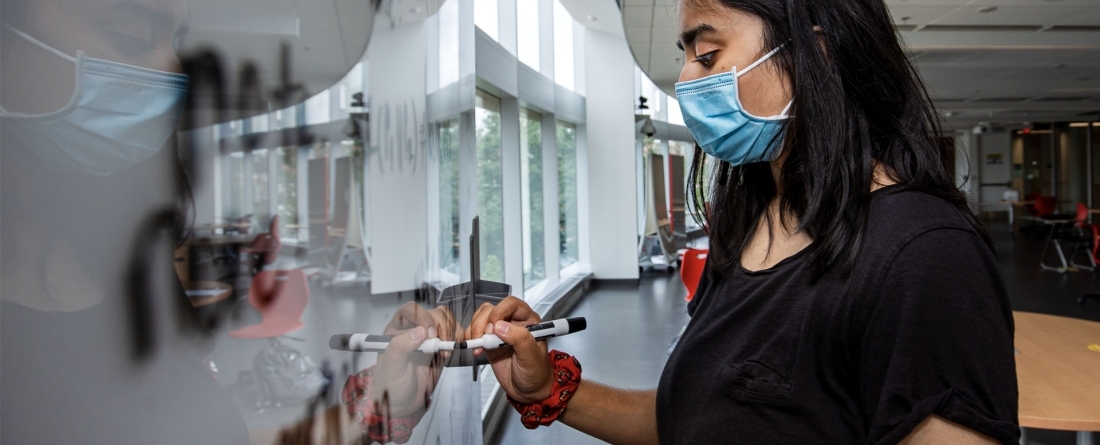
[867,187,978,239]
[852,188,989,275]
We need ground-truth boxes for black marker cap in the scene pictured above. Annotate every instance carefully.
[329,334,352,351]
[566,317,586,333]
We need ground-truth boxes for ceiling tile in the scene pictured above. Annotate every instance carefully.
[622,6,653,27]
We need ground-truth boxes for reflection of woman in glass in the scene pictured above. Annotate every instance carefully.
[470,1,1019,444]
[0,0,255,442]
[1,1,447,443]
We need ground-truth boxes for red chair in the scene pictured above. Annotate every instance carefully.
[229,269,309,338]
[680,248,708,302]
[1034,196,1057,218]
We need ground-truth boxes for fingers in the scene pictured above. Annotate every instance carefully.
[488,320,546,368]
[428,305,457,341]
[468,296,540,339]
[385,302,436,335]
[487,320,552,402]
[466,302,495,340]
[376,325,429,380]
[488,296,541,326]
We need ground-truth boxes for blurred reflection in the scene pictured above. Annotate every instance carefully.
[2,0,495,443]
[0,0,247,442]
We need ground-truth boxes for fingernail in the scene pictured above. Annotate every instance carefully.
[428,327,438,339]
[411,327,426,342]
[495,321,510,334]
[485,322,494,334]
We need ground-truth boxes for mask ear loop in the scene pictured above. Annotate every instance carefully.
[734,44,786,78]
[1,23,78,63]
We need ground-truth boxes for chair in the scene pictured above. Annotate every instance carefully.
[241,215,280,274]
[1080,224,1100,305]
[1066,203,1095,271]
[680,248,708,302]
[228,269,309,338]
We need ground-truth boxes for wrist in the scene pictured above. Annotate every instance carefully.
[507,350,582,429]
[342,366,430,444]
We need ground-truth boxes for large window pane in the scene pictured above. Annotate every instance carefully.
[517,0,540,71]
[251,148,270,229]
[476,90,505,282]
[276,147,298,234]
[224,152,247,218]
[553,0,574,90]
[439,118,461,277]
[521,109,545,289]
[475,0,499,41]
[557,121,579,269]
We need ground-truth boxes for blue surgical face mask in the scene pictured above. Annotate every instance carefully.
[0,24,188,176]
[675,45,791,167]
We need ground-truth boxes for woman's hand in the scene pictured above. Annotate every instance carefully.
[372,302,457,417]
[465,296,553,403]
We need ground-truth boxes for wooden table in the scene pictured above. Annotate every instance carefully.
[1014,311,1100,445]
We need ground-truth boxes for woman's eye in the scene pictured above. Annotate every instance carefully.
[695,51,717,67]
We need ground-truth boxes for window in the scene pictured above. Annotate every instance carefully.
[476,90,505,282]
[553,0,574,90]
[251,148,270,230]
[474,0,499,41]
[224,152,247,218]
[516,0,540,71]
[276,147,298,235]
[304,91,330,125]
[439,118,461,277]
[668,96,685,127]
[520,108,545,289]
[557,121,578,270]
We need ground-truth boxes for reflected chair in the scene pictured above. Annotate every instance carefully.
[1067,203,1096,271]
[680,248,708,302]
[228,268,309,338]
[241,215,280,275]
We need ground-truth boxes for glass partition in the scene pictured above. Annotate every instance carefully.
[1,0,591,442]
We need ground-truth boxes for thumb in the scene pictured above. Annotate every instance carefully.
[384,326,428,358]
[492,321,548,371]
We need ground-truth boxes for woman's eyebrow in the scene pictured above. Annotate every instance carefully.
[677,23,718,51]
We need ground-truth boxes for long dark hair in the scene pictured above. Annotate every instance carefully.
[685,0,989,280]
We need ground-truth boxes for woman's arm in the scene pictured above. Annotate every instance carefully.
[468,297,659,445]
[559,382,658,445]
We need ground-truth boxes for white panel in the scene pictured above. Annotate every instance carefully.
[585,28,640,279]
[367,20,429,294]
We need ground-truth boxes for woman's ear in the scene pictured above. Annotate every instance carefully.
[813,26,831,64]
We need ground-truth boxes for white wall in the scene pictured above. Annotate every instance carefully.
[584,28,639,280]
[367,19,429,294]
[978,130,1012,208]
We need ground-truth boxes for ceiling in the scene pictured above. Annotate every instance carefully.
[620,0,1100,127]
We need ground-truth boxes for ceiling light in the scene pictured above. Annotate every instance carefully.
[978,6,997,13]
[587,15,598,22]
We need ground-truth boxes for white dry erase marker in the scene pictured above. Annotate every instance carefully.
[329,333,456,354]
[459,317,587,350]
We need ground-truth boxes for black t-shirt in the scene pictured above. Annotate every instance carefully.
[657,188,1019,444]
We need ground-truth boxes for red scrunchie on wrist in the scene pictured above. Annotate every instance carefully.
[507,350,582,429]
[342,366,430,444]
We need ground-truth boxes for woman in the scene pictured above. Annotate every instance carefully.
[467,0,1019,443]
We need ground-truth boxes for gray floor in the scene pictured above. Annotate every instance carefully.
[492,219,1100,445]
